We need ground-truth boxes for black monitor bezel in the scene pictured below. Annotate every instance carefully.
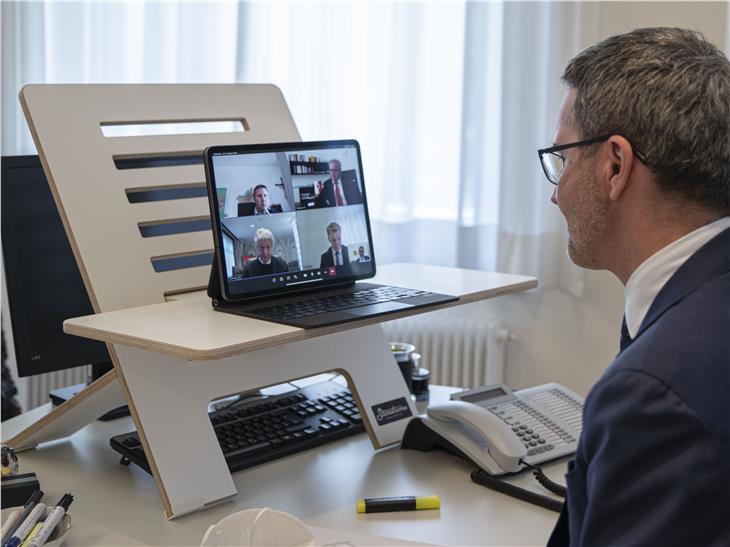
[1,155,111,377]
[204,139,376,303]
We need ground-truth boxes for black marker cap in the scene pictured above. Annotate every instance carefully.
[60,494,74,511]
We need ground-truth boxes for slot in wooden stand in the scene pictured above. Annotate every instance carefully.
[5,84,537,519]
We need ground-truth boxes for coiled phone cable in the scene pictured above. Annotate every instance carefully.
[470,460,566,513]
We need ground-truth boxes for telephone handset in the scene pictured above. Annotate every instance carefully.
[425,401,525,474]
[419,383,584,475]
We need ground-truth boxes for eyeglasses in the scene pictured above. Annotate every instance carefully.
[537,134,612,185]
[537,134,649,185]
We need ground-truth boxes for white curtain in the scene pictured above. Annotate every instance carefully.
[1,0,599,293]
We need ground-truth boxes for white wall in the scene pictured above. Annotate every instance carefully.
[453,1,729,397]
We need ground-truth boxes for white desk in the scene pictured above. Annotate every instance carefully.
[4,387,566,546]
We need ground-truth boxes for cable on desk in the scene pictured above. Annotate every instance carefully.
[520,461,567,498]
[470,469,564,513]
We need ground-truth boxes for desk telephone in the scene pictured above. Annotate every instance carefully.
[402,382,584,474]
[401,382,584,512]
[427,382,584,474]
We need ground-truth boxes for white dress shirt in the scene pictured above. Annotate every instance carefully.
[331,248,346,266]
[624,216,730,338]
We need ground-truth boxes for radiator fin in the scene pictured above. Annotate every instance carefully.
[381,315,510,388]
[26,366,89,410]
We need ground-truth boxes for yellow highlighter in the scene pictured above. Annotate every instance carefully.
[19,522,44,547]
[357,495,440,513]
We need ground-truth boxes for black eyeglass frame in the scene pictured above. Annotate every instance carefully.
[537,134,647,185]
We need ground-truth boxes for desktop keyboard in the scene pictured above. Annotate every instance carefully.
[253,286,434,321]
[110,379,364,475]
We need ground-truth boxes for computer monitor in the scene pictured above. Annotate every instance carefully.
[1,155,127,419]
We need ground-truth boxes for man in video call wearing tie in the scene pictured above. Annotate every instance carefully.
[320,222,352,274]
[315,159,363,207]
[357,245,371,262]
[238,184,284,216]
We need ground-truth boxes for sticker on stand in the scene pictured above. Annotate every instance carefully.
[371,398,412,426]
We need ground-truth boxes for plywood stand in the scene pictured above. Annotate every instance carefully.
[7,84,419,518]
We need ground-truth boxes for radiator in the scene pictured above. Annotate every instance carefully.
[381,315,512,388]
[24,365,89,410]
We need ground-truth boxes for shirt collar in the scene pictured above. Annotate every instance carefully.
[624,216,730,338]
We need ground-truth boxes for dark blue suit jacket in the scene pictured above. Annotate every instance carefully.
[549,227,730,546]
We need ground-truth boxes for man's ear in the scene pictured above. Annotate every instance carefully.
[604,135,635,202]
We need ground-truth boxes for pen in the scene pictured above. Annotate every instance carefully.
[26,494,73,547]
[0,510,21,545]
[1,491,43,545]
[3,503,46,547]
[356,495,440,513]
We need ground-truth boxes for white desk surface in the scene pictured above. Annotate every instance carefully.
[3,387,565,546]
[63,264,537,361]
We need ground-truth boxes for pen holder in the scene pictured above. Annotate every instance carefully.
[1,507,71,547]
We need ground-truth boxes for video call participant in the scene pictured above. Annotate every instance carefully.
[543,28,730,546]
[238,184,283,216]
[356,246,371,262]
[241,228,289,278]
[319,222,352,274]
[314,159,363,207]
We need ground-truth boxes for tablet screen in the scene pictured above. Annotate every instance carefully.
[206,140,376,300]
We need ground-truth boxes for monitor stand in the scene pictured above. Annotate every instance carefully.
[48,361,130,421]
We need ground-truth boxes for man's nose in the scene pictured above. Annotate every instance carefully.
[550,186,558,205]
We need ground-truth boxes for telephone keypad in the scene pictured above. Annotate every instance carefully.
[487,399,577,456]
[453,382,584,466]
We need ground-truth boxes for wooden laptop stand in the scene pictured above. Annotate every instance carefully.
[5,84,537,519]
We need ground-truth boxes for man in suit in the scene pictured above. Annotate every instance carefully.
[241,227,289,278]
[319,222,352,274]
[314,159,363,207]
[356,246,371,262]
[542,28,730,546]
[238,184,283,216]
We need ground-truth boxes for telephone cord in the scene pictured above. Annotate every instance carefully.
[470,469,564,513]
[520,460,568,498]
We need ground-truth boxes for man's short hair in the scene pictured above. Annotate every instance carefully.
[254,227,274,246]
[253,184,268,196]
[328,159,341,169]
[326,222,341,235]
[562,27,730,213]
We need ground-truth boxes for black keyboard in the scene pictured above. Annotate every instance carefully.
[110,379,364,475]
[253,286,433,321]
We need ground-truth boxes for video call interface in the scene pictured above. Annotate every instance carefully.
[211,144,374,296]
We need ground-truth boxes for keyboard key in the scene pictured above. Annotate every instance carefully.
[285,423,309,433]
[226,441,271,459]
